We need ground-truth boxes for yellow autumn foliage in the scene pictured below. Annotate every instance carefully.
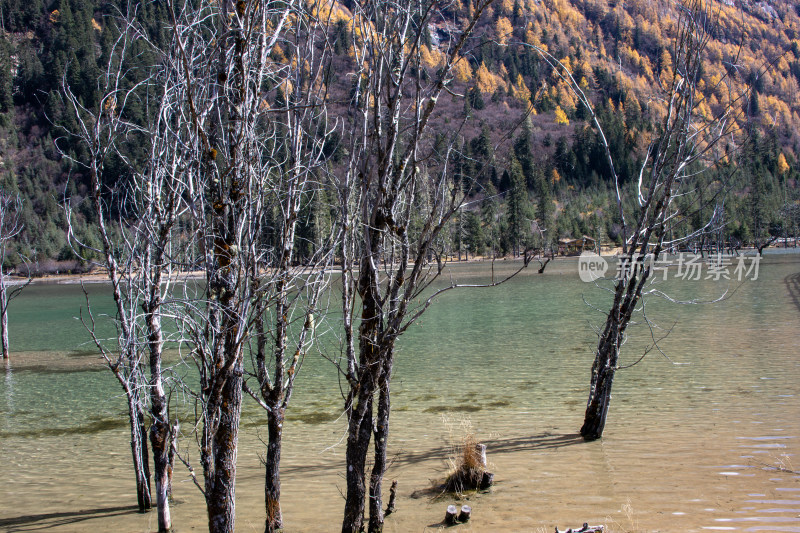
[512,74,531,104]
[554,106,569,125]
[475,62,504,95]
[271,45,288,64]
[557,84,576,112]
[452,57,473,83]
[420,45,444,69]
[778,153,790,175]
[496,17,513,46]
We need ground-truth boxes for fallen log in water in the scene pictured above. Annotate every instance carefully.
[555,523,604,533]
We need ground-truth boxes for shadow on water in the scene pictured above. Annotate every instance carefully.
[395,432,585,469]
[0,416,128,439]
[279,432,584,477]
[0,505,138,532]
[7,364,107,375]
[409,434,586,505]
[64,349,103,357]
[784,271,800,314]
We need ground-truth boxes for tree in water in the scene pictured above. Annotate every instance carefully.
[162,1,333,531]
[61,21,195,526]
[528,0,746,440]
[239,4,336,531]
[334,0,529,530]
[0,191,29,360]
[580,0,745,440]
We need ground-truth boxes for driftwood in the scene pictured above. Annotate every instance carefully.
[475,444,487,468]
[555,524,604,533]
[385,480,398,516]
[445,505,459,525]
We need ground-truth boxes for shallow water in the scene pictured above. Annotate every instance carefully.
[1,253,799,532]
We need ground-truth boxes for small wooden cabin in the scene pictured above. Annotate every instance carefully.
[558,235,597,256]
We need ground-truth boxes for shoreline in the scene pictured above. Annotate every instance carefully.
[5,246,798,286]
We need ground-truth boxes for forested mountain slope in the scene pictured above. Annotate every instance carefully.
[0,0,798,266]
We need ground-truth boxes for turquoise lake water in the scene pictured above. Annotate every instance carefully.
[1,253,799,532]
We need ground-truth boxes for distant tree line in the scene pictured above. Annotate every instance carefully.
[0,0,798,273]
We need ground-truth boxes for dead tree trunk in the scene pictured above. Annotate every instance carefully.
[581,249,654,440]
[61,30,191,522]
[580,321,622,440]
[343,296,385,532]
[337,2,500,531]
[342,389,375,533]
[203,360,244,533]
[196,199,248,533]
[147,305,172,532]
[528,0,744,440]
[150,402,171,529]
[264,408,284,533]
[165,0,322,529]
[0,282,8,359]
[342,256,393,533]
[128,389,152,512]
[580,357,616,441]
[368,374,392,533]
[0,191,26,360]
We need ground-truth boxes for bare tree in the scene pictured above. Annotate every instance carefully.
[328,1,548,530]
[237,3,337,531]
[60,71,152,516]
[66,2,336,531]
[0,190,28,360]
[61,14,192,528]
[163,1,332,531]
[527,0,745,440]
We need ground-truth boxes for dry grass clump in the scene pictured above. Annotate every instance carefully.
[437,416,491,494]
[603,499,640,533]
[443,431,486,492]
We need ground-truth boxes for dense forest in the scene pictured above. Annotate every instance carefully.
[0,0,799,270]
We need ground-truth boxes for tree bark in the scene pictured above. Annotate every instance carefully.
[128,392,152,512]
[579,347,618,441]
[580,266,643,440]
[265,408,284,533]
[205,364,243,533]
[151,415,172,531]
[147,303,172,532]
[168,420,178,498]
[342,390,374,533]
[368,372,391,533]
[149,387,171,530]
[1,285,9,359]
